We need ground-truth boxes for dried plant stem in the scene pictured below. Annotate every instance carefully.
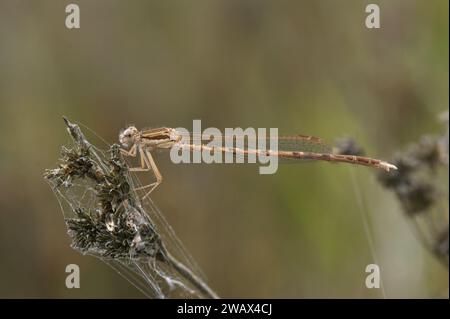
[160,249,219,299]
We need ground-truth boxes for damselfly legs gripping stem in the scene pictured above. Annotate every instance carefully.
[44,117,218,299]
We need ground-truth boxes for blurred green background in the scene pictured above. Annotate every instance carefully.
[0,0,448,298]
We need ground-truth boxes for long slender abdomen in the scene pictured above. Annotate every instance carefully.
[279,151,397,171]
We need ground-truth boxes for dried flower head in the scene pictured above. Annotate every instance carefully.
[44,117,218,298]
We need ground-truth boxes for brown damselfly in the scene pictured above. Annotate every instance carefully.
[119,126,397,199]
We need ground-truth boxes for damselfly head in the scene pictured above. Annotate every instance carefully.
[119,126,139,147]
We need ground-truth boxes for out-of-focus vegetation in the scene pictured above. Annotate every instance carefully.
[0,0,448,298]
[378,111,448,267]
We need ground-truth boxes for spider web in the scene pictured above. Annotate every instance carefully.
[45,120,215,298]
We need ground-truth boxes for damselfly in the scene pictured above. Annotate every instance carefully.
[119,126,397,199]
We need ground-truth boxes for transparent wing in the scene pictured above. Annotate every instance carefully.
[177,131,333,163]
[180,132,332,152]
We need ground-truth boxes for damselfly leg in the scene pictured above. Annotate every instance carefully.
[120,146,163,199]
